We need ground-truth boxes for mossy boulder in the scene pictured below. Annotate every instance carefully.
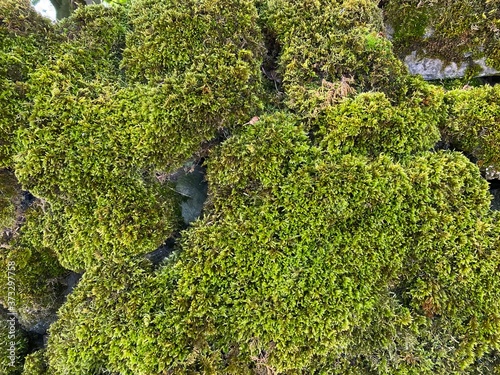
[383,0,500,75]
[122,0,265,153]
[5,1,500,374]
[10,0,266,270]
[0,0,53,167]
[443,84,500,171]
[45,113,500,374]
[0,206,68,327]
[313,84,443,159]
[262,0,410,112]
[45,260,157,374]
[22,350,51,375]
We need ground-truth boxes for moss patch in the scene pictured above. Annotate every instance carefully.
[383,0,500,69]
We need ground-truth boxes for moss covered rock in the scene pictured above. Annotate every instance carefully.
[46,260,157,374]
[443,84,500,171]
[314,82,443,159]
[262,0,410,112]
[0,206,68,326]
[0,0,53,167]
[51,5,128,81]
[22,350,50,375]
[5,1,500,374]
[123,0,265,156]
[45,113,500,374]
[383,0,500,72]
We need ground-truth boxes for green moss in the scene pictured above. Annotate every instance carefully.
[0,310,28,375]
[390,3,429,43]
[22,351,50,375]
[5,1,500,374]
[122,0,265,137]
[314,87,443,159]
[428,77,484,91]
[123,0,263,83]
[0,169,20,230]
[14,77,183,271]
[0,206,68,326]
[46,260,156,374]
[443,84,500,170]
[262,0,410,112]
[0,0,53,168]
[51,5,129,82]
[0,0,52,37]
[158,126,499,373]
[45,113,500,374]
[11,0,267,271]
[383,0,500,69]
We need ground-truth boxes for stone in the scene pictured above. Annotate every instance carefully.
[403,51,499,81]
[174,164,208,225]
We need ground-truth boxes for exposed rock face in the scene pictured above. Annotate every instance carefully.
[490,188,500,211]
[174,164,208,225]
[486,166,500,181]
[404,52,499,80]
[384,23,499,80]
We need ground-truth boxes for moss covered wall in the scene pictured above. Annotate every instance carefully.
[0,0,500,374]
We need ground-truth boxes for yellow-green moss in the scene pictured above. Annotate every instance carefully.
[383,0,500,69]
[0,206,68,325]
[262,0,410,112]
[5,1,500,374]
[22,350,50,375]
[442,84,500,170]
[52,5,129,81]
[0,0,53,167]
[122,0,265,137]
[11,0,266,270]
[44,113,500,374]
[314,84,443,159]
[0,169,20,230]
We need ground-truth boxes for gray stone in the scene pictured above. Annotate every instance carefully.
[403,52,498,81]
[490,189,500,211]
[61,272,82,299]
[175,165,208,225]
[385,24,499,81]
[145,237,176,265]
[485,166,500,181]
[26,316,57,335]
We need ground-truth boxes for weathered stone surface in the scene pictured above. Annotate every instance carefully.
[490,188,500,211]
[404,52,499,80]
[175,164,208,225]
[485,166,500,181]
[385,24,499,80]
